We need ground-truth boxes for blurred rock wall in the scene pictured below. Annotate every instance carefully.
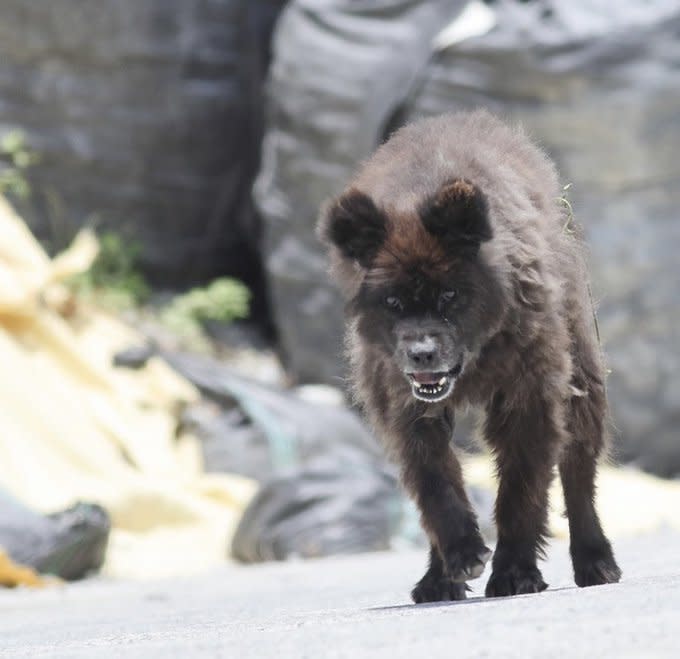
[0,0,284,304]
[410,2,680,476]
[255,0,466,384]
[255,0,680,476]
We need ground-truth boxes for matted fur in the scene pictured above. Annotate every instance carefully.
[318,110,620,602]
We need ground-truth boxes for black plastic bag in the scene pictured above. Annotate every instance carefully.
[231,449,399,561]
[167,353,425,561]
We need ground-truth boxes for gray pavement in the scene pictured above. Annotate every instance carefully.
[1,531,678,658]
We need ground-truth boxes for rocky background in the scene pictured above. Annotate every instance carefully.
[0,0,285,325]
[0,0,678,477]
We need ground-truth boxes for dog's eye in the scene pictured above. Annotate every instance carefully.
[384,295,403,311]
[439,290,457,305]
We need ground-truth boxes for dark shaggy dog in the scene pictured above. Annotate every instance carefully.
[318,110,621,601]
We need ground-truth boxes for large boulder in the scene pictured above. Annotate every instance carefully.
[254,0,466,383]
[0,0,284,303]
[255,0,680,476]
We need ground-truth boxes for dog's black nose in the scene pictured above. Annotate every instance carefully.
[407,341,438,367]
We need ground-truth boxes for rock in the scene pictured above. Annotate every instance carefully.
[0,490,110,581]
[254,0,465,385]
[0,0,284,318]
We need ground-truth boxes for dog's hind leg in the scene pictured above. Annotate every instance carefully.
[483,391,561,597]
[560,367,621,587]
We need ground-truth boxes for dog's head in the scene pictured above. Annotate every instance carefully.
[320,179,504,403]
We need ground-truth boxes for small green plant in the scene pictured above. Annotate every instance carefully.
[557,183,605,358]
[0,130,37,199]
[159,278,250,346]
[69,231,150,310]
[558,183,576,235]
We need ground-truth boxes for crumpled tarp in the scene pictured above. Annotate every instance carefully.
[0,195,256,580]
[167,355,405,562]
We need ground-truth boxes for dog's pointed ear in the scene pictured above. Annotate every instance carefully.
[420,179,492,249]
[318,189,387,267]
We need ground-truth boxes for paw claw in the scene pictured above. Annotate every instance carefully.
[485,565,548,598]
[444,541,492,582]
[571,542,621,587]
[411,577,467,604]
[574,556,622,587]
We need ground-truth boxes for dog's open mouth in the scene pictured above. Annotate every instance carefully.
[406,362,463,403]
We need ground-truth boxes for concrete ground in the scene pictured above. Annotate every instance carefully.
[0,531,678,658]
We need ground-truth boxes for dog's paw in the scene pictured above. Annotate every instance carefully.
[411,573,467,604]
[443,537,492,582]
[572,543,622,587]
[485,564,548,598]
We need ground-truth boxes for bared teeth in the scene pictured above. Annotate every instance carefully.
[413,382,446,394]
[410,374,455,400]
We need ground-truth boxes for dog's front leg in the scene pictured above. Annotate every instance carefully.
[396,413,491,602]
